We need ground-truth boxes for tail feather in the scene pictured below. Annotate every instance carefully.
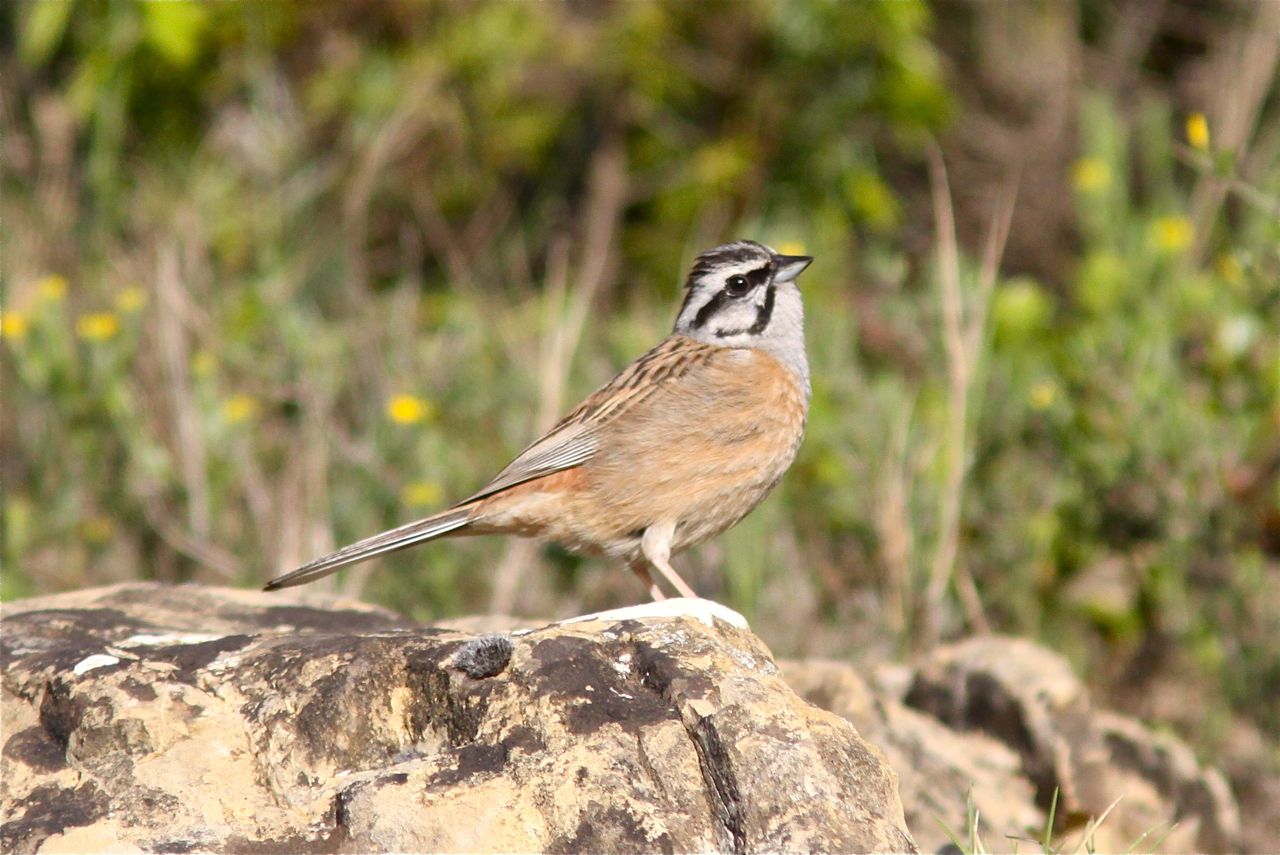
[263,508,472,591]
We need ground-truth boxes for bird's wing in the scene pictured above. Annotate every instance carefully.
[457,335,717,504]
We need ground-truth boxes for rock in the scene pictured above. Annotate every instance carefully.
[1218,720,1280,855]
[782,659,1042,854]
[1,583,915,854]
[784,636,1244,854]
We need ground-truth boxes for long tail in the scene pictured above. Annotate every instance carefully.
[263,508,472,591]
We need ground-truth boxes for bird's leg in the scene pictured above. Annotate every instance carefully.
[629,560,666,602]
[641,522,699,599]
[651,555,698,599]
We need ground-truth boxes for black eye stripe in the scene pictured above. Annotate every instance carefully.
[691,290,731,329]
[711,284,776,338]
[746,283,776,334]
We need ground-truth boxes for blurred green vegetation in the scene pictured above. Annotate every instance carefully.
[2,0,1278,776]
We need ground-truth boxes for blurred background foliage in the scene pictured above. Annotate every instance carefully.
[2,0,1278,810]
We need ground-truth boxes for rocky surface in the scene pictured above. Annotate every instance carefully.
[1,584,914,853]
[2,584,1257,854]
[784,637,1244,854]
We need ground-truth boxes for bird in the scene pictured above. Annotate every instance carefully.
[264,240,813,601]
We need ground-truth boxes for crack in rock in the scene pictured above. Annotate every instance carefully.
[685,711,748,855]
[627,634,748,853]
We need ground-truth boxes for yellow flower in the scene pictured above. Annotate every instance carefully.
[191,349,216,378]
[1072,158,1111,193]
[115,286,148,313]
[78,515,115,545]
[401,480,444,508]
[1029,380,1058,411]
[75,312,120,342]
[38,275,68,301]
[1,311,28,341]
[776,241,808,257]
[1186,113,1210,151]
[387,394,432,425]
[1216,253,1244,287]
[222,394,260,423]
[1149,216,1193,253]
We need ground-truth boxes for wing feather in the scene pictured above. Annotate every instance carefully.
[458,335,715,504]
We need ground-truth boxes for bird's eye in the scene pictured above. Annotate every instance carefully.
[725,274,751,296]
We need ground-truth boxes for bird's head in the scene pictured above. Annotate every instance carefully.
[675,237,811,345]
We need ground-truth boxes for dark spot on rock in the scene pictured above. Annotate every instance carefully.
[145,634,254,682]
[450,634,513,679]
[38,680,82,750]
[424,723,546,789]
[530,637,676,736]
[257,605,419,634]
[405,648,490,745]
[501,725,544,755]
[630,639,716,699]
[429,742,508,787]
[329,780,366,851]
[0,781,108,852]
[3,727,67,773]
[291,667,380,766]
[547,802,674,855]
[120,677,158,702]
[135,787,182,817]
[333,780,356,831]
[576,766,589,784]
[460,742,506,776]
[385,772,409,785]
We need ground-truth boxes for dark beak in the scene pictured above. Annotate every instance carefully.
[773,254,813,283]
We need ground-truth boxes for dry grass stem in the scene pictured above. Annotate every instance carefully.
[922,144,1016,643]
[142,496,239,580]
[155,242,212,544]
[877,401,916,640]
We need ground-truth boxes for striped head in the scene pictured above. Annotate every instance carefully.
[673,240,813,392]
